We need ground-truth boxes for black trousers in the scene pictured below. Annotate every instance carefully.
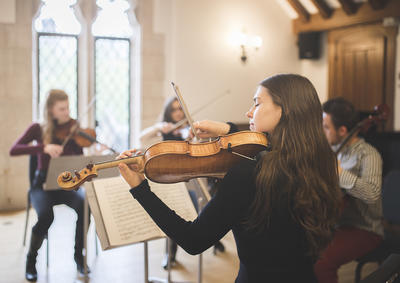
[30,170,86,256]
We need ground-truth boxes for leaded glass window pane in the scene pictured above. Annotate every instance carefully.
[95,38,130,153]
[38,34,78,119]
[34,0,81,121]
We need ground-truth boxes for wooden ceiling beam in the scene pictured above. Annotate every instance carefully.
[293,0,400,34]
[287,0,310,22]
[368,0,387,10]
[310,0,333,18]
[338,0,358,15]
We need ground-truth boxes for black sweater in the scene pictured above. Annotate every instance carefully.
[130,158,317,283]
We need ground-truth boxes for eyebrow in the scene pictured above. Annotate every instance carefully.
[253,96,261,103]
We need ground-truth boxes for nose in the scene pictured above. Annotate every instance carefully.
[246,106,254,118]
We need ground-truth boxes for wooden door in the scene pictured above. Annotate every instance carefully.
[328,24,397,130]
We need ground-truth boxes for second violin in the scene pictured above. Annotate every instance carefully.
[54,119,97,148]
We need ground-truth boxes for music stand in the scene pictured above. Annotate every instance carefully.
[44,154,119,190]
[43,153,119,281]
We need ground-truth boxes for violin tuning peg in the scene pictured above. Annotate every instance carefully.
[61,172,73,182]
[86,163,94,171]
[74,170,81,180]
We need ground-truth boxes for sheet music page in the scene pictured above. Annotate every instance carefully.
[90,176,198,249]
[149,181,198,222]
[84,182,111,250]
[92,177,163,247]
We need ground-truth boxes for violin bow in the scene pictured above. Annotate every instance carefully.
[167,89,231,134]
[171,82,200,141]
[60,95,117,153]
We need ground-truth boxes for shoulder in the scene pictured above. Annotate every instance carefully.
[214,159,258,207]
[223,159,257,187]
[355,139,382,160]
[24,122,42,135]
[30,122,42,130]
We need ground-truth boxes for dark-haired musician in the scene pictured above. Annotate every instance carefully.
[315,97,383,283]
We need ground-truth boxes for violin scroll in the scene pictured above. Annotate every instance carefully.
[360,104,390,134]
[58,163,98,191]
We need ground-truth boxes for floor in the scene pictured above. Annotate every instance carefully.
[0,206,379,283]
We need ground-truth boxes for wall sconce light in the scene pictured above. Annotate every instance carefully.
[230,31,262,63]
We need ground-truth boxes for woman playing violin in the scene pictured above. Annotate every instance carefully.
[10,89,88,281]
[140,96,224,268]
[119,74,342,282]
[139,97,189,148]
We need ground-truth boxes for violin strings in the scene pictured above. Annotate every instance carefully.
[94,153,144,166]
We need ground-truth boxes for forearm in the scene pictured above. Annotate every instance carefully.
[139,124,162,147]
[130,180,230,254]
[341,153,382,203]
[10,144,44,156]
[10,124,44,156]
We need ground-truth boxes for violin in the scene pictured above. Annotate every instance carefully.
[57,131,268,191]
[54,119,97,148]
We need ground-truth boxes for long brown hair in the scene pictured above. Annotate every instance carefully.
[247,74,341,258]
[42,89,69,144]
[161,97,179,123]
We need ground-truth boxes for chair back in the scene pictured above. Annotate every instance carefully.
[364,132,400,177]
[29,154,38,188]
[382,170,400,225]
[382,170,400,255]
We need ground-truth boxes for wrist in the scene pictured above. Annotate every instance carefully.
[226,122,238,134]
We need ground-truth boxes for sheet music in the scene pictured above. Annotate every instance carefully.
[85,182,110,249]
[149,181,198,222]
[93,177,162,247]
[87,176,198,249]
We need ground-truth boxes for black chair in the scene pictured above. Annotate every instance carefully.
[23,154,49,267]
[354,170,400,282]
[360,254,400,283]
[364,132,400,177]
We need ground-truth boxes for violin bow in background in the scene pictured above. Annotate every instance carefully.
[171,82,257,161]
[171,82,200,141]
[167,88,231,134]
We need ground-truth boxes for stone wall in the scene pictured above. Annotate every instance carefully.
[0,0,165,210]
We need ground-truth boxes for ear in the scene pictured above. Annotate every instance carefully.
[337,125,348,138]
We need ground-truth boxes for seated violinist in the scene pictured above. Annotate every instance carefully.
[118,74,342,282]
[139,97,190,148]
[314,97,384,283]
[9,89,89,282]
[139,96,225,269]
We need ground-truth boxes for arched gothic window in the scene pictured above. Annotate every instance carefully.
[34,0,81,120]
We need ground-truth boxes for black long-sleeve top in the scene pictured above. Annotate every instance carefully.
[130,158,317,283]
